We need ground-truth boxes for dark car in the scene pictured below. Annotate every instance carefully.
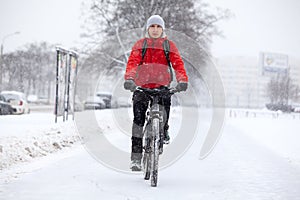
[0,94,14,115]
[96,92,112,108]
[265,103,293,113]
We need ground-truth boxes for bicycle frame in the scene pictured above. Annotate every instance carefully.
[137,87,177,187]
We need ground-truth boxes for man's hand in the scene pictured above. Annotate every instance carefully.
[176,82,188,92]
[124,79,136,92]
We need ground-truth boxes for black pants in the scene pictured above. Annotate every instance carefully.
[131,89,171,161]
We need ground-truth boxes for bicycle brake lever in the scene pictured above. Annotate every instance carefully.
[169,88,178,94]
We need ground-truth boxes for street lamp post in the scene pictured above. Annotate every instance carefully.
[0,31,20,91]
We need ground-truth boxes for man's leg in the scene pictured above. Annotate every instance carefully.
[131,91,149,170]
[161,94,171,143]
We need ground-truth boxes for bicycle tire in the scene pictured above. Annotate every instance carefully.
[151,117,160,187]
[143,153,151,180]
[143,131,151,179]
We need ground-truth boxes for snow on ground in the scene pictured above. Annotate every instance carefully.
[227,108,300,166]
[0,112,81,170]
[1,107,300,199]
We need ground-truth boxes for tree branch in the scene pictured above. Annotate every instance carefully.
[115,27,128,62]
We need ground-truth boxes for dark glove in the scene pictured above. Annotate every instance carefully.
[124,79,136,92]
[176,82,188,92]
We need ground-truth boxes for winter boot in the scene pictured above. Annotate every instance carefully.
[130,159,142,171]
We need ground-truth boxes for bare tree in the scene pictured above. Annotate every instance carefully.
[83,0,231,42]
[2,42,55,100]
[266,73,298,106]
[79,0,232,91]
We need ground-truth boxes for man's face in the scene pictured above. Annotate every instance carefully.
[148,24,163,38]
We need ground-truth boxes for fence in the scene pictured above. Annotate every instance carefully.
[228,108,300,119]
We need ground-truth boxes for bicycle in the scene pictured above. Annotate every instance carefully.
[136,87,177,187]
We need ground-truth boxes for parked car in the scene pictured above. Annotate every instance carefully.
[84,96,106,110]
[1,91,30,114]
[38,96,50,105]
[27,94,50,105]
[96,92,112,108]
[0,94,14,115]
[265,103,293,113]
[294,107,300,113]
[27,94,39,104]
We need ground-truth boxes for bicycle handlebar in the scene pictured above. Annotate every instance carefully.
[135,87,178,95]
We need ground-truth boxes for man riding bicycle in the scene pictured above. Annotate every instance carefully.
[124,15,188,171]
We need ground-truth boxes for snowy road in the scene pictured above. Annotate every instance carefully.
[1,108,300,200]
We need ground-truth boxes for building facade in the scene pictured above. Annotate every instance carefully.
[212,54,300,108]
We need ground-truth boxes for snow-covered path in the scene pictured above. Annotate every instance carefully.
[1,108,300,200]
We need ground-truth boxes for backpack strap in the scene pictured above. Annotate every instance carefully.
[163,39,174,82]
[141,38,148,62]
[163,39,171,65]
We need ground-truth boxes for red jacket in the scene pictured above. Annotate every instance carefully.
[125,37,188,88]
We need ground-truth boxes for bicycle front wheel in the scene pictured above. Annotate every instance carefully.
[143,138,151,180]
[151,117,160,187]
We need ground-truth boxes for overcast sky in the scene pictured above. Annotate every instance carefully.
[209,0,300,58]
[0,0,300,58]
[0,0,83,52]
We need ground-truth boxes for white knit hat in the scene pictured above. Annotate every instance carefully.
[146,15,165,30]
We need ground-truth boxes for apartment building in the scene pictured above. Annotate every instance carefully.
[212,53,300,108]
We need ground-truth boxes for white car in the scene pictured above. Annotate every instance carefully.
[84,96,106,110]
[294,107,300,113]
[1,91,30,114]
